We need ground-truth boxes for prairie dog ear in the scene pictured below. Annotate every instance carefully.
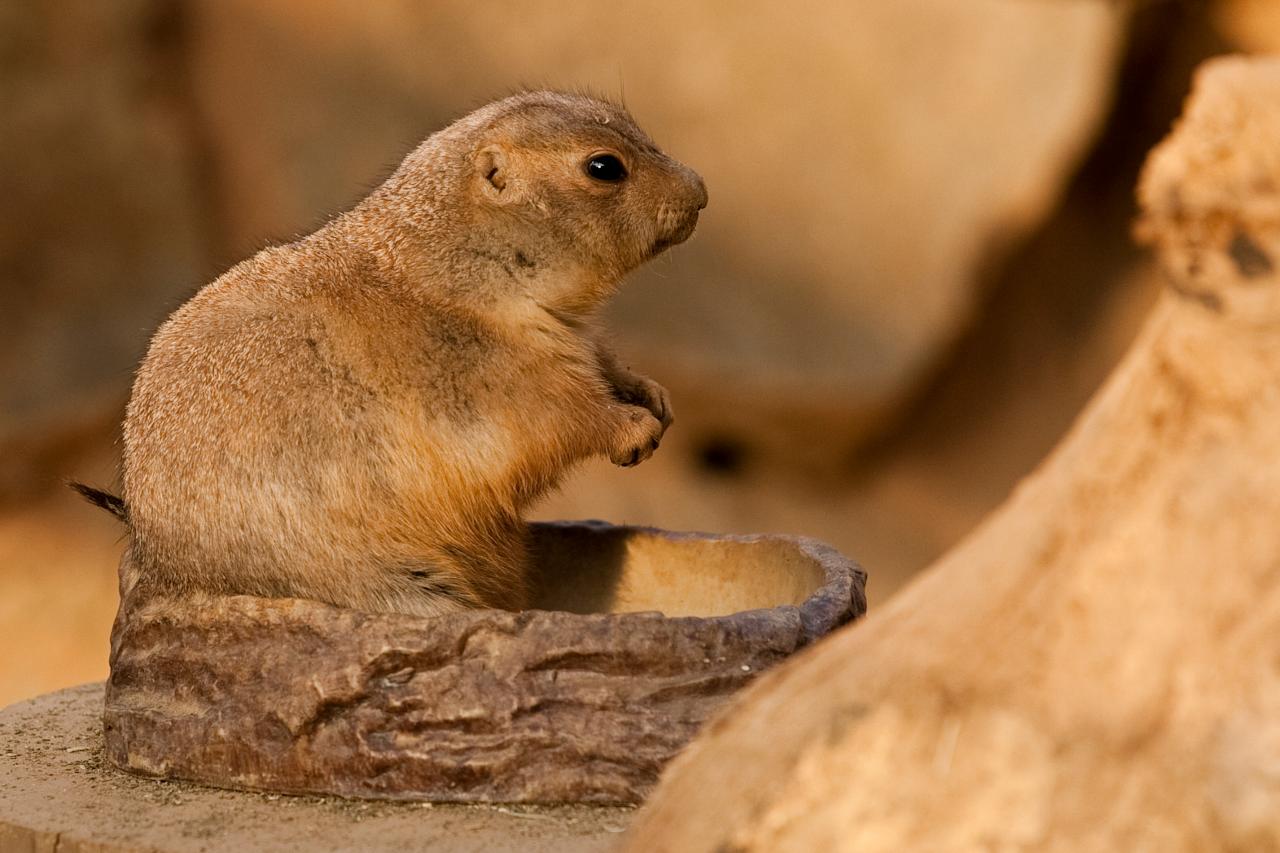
[474,144,521,203]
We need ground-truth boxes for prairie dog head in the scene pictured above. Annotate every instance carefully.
[447,92,708,313]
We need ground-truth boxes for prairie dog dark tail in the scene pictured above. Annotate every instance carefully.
[69,481,129,524]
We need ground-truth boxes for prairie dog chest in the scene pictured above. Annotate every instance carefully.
[380,305,605,478]
[469,324,604,449]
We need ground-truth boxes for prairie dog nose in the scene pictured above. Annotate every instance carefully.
[687,171,708,211]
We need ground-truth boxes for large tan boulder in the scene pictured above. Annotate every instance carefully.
[185,0,1124,451]
[621,56,1280,852]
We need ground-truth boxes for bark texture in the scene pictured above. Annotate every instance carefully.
[0,684,633,853]
[103,521,864,804]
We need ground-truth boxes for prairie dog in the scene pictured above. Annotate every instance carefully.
[82,91,706,616]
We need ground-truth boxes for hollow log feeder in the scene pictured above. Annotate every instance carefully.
[102,522,864,804]
[622,56,1280,852]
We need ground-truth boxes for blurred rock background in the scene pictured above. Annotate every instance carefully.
[0,0,1269,705]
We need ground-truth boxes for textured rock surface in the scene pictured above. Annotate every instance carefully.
[0,684,632,853]
[104,522,864,804]
[621,57,1280,852]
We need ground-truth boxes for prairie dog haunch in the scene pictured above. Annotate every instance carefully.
[98,92,706,616]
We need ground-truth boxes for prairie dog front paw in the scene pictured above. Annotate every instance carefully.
[611,374,674,436]
[608,405,665,467]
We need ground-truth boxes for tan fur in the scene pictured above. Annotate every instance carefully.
[119,92,706,616]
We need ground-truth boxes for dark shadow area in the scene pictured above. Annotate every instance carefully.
[527,521,631,613]
[694,435,750,477]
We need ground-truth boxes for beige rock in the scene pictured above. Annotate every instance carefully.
[621,56,1280,852]
[185,0,1124,449]
[104,522,864,804]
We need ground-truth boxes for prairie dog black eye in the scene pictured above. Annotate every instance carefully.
[585,154,627,182]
